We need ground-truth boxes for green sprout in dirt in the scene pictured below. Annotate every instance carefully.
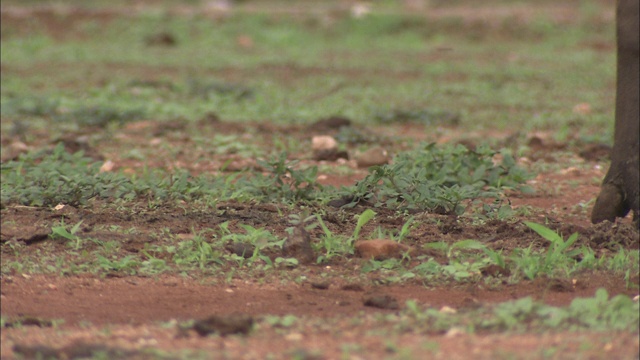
[218,221,282,268]
[402,289,639,333]
[237,152,324,203]
[50,220,85,251]
[1,143,134,207]
[168,231,224,272]
[511,222,583,280]
[314,208,377,263]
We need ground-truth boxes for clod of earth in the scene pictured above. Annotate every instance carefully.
[341,284,365,292]
[354,146,390,168]
[363,294,400,310]
[145,32,177,46]
[191,314,255,337]
[226,242,256,258]
[306,116,353,133]
[3,316,52,328]
[13,342,134,359]
[310,281,330,290]
[480,264,511,278]
[547,278,576,293]
[282,224,315,265]
[312,135,347,161]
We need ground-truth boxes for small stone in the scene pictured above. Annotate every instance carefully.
[312,136,346,161]
[284,332,303,341]
[99,160,115,173]
[282,225,315,265]
[444,327,465,338]
[439,306,456,314]
[354,146,389,168]
[312,136,338,151]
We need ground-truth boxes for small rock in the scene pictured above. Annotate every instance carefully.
[284,332,303,341]
[354,146,389,168]
[312,136,338,151]
[282,225,315,265]
[312,135,346,161]
[444,327,465,338]
[1,141,30,161]
[10,140,29,152]
[99,160,115,173]
[439,306,456,314]
[354,239,412,260]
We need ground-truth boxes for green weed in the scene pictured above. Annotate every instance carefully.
[510,222,582,280]
[402,289,639,333]
[1,144,133,207]
[96,255,139,275]
[50,220,85,250]
[239,152,324,203]
[169,232,223,271]
[338,143,532,214]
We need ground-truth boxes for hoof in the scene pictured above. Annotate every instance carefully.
[591,183,628,224]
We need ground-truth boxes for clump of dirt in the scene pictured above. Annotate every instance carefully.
[189,314,255,336]
[588,220,640,249]
[13,342,135,360]
[363,294,400,310]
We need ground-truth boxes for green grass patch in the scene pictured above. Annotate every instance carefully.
[400,288,639,333]
[338,143,533,214]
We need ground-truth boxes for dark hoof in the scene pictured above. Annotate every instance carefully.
[591,183,628,224]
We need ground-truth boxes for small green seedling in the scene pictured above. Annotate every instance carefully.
[50,220,84,250]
